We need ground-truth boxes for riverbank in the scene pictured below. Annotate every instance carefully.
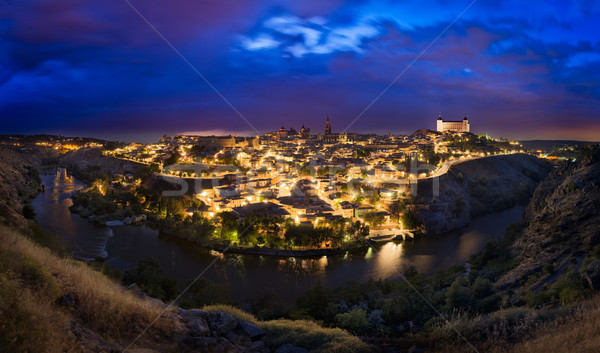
[159,226,371,257]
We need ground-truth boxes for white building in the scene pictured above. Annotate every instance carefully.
[437,114,470,133]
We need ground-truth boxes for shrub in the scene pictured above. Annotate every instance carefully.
[526,290,553,308]
[334,308,370,335]
[123,257,178,301]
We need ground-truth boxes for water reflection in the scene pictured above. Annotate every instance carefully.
[33,169,527,303]
[372,242,404,279]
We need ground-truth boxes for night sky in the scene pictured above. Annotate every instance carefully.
[1,0,599,142]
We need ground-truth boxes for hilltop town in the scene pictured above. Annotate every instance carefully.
[102,116,520,232]
[0,116,535,253]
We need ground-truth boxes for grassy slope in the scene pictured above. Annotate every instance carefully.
[0,225,177,353]
[504,295,600,353]
[0,225,375,353]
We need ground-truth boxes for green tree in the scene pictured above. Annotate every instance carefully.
[445,276,473,310]
[472,277,494,299]
[401,210,422,230]
[387,199,406,222]
[363,212,385,229]
[334,308,370,335]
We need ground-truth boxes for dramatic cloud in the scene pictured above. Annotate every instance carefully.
[0,0,599,141]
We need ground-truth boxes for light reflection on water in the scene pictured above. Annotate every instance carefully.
[372,242,404,279]
[34,168,527,303]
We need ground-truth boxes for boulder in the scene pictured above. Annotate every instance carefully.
[190,336,218,349]
[181,308,210,320]
[275,344,308,353]
[238,320,266,339]
[188,318,210,337]
[250,340,266,352]
[210,312,238,335]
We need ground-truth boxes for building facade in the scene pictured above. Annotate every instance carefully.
[437,114,470,133]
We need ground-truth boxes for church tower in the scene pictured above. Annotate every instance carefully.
[325,115,332,135]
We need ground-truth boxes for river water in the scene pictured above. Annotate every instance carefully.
[33,168,526,303]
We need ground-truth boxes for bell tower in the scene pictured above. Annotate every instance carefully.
[325,115,332,135]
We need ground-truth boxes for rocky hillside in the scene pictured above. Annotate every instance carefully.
[59,148,145,182]
[0,147,49,231]
[412,154,552,234]
[497,145,600,291]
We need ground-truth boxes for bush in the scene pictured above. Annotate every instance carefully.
[334,308,370,335]
[123,257,178,301]
[401,210,422,230]
[526,290,553,308]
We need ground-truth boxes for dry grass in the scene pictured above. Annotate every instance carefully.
[0,272,76,353]
[202,305,377,353]
[501,295,600,353]
[260,319,378,353]
[419,295,600,353]
[202,304,259,323]
[0,225,177,351]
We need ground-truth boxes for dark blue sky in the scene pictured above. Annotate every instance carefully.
[1,0,599,142]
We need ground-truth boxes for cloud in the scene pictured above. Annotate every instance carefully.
[240,34,280,50]
[565,52,600,68]
[238,14,383,57]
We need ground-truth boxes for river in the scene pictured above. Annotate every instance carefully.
[33,168,526,304]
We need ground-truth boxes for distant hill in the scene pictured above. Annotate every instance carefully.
[520,140,597,152]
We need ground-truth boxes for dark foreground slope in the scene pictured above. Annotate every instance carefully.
[418,146,600,353]
[413,154,551,234]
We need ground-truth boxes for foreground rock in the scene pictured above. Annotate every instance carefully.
[177,309,269,353]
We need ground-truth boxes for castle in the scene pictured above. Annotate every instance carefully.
[437,114,470,133]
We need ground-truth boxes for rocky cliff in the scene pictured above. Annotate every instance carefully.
[59,147,145,182]
[412,154,552,234]
[0,147,47,231]
[497,145,600,290]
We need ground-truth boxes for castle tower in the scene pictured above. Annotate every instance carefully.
[325,115,331,135]
[463,114,470,132]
